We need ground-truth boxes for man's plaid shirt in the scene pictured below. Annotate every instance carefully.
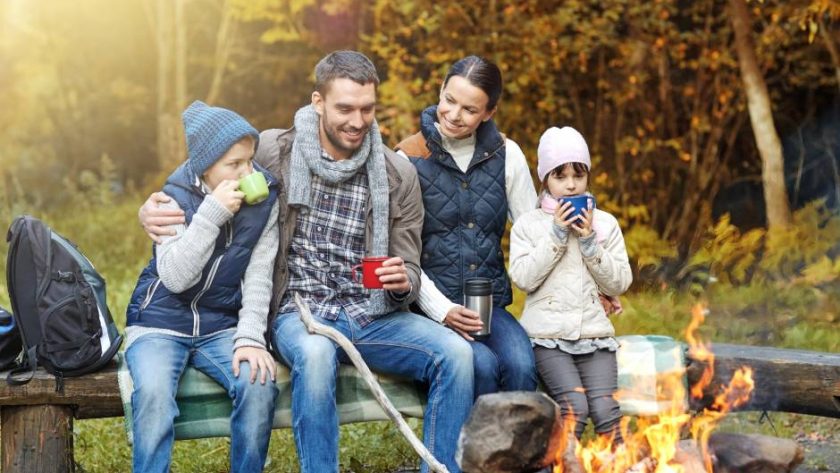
[279,156,376,325]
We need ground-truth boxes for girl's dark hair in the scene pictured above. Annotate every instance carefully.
[541,162,591,190]
[443,55,503,110]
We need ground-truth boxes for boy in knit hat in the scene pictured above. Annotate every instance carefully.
[124,100,280,473]
[509,126,633,447]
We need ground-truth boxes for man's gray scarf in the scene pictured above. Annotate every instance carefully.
[288,105,392,316]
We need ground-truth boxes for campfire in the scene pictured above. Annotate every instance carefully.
[457,303,806,473]
[556,304,755,473]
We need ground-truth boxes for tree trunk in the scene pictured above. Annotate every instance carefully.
[205,0,234,105]
[150,0,188,171]
[685,343,840,418]
[173,0,187,164]
[728,0,792,228]
[154,0,177,171]
[818,17,840,95]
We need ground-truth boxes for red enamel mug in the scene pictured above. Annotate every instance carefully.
[351,256,389,289]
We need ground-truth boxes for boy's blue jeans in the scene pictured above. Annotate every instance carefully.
[272,309,474,473]
[126,330,278,473]
[471,307,538,397]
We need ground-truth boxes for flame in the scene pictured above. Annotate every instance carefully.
[550,303,755,473]
[690,366,755,472]
[686,304,714,400]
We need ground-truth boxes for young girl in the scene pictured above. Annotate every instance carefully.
[509,126,632,441]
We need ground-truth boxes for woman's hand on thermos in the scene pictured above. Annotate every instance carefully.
[443,306,483,341]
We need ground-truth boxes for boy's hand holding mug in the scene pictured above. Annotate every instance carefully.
[212,179,245,214]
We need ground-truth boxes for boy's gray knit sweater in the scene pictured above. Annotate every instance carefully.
[125,194,279,351]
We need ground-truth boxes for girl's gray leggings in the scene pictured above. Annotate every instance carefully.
[534,346,622,442]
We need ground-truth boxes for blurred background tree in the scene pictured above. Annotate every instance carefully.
[1,0,839,280]
[2,3,839,470]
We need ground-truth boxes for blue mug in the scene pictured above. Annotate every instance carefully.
[559,194,596,222]
[0,307,15,335]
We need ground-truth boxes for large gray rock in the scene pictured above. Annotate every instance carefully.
[709,433,804,473]
[456,391,564,473]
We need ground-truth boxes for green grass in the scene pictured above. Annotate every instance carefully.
[610,284,840,352]
[73,418,422,472]
[1,195,837,472]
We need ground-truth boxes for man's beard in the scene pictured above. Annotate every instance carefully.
[323,116,367,156]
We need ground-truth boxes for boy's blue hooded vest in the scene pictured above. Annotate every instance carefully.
[401,106,512,308]
[126,162,278,336]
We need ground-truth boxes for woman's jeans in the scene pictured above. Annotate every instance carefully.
[272,309,474,473]
[534,346,622,441]
[470,307,538,398]
[126,330,279,473]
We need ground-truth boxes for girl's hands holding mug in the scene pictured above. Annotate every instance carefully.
[211,180,245,214]
[570,208,594,238]
[553,200,576,228]
[553,200,594,238]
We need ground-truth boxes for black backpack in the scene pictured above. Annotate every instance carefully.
[5,215,123,389]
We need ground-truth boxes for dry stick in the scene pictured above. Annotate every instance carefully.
[294,294,450,473]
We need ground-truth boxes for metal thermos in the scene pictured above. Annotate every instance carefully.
[464,278,492,338]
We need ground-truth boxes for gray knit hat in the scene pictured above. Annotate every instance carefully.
[182,100,259,176]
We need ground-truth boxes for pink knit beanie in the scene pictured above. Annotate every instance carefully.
[536,126,591,182]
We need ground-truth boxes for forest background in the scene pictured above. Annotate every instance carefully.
[0,0,838,471]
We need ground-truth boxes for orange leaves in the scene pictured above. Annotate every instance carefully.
[578,51,589,73]
[594,172,611,187]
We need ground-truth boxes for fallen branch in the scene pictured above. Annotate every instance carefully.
[294,294,450,473]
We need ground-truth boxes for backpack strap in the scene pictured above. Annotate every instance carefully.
[395,132,431,159]
[6,345,37,386]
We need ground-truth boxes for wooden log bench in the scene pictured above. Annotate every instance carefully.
[0,343,838,473]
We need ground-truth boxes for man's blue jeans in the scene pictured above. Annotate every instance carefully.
[471,307,538,398]
[272,310,474,473]
[126,330,278,473]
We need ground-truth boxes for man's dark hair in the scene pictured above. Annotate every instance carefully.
[443,55,503,110]
[314,50,380,94]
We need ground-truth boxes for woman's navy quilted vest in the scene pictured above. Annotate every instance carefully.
[408,106,512,308]
[126,162,278,335]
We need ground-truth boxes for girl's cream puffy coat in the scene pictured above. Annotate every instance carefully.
[509,207,632,340]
